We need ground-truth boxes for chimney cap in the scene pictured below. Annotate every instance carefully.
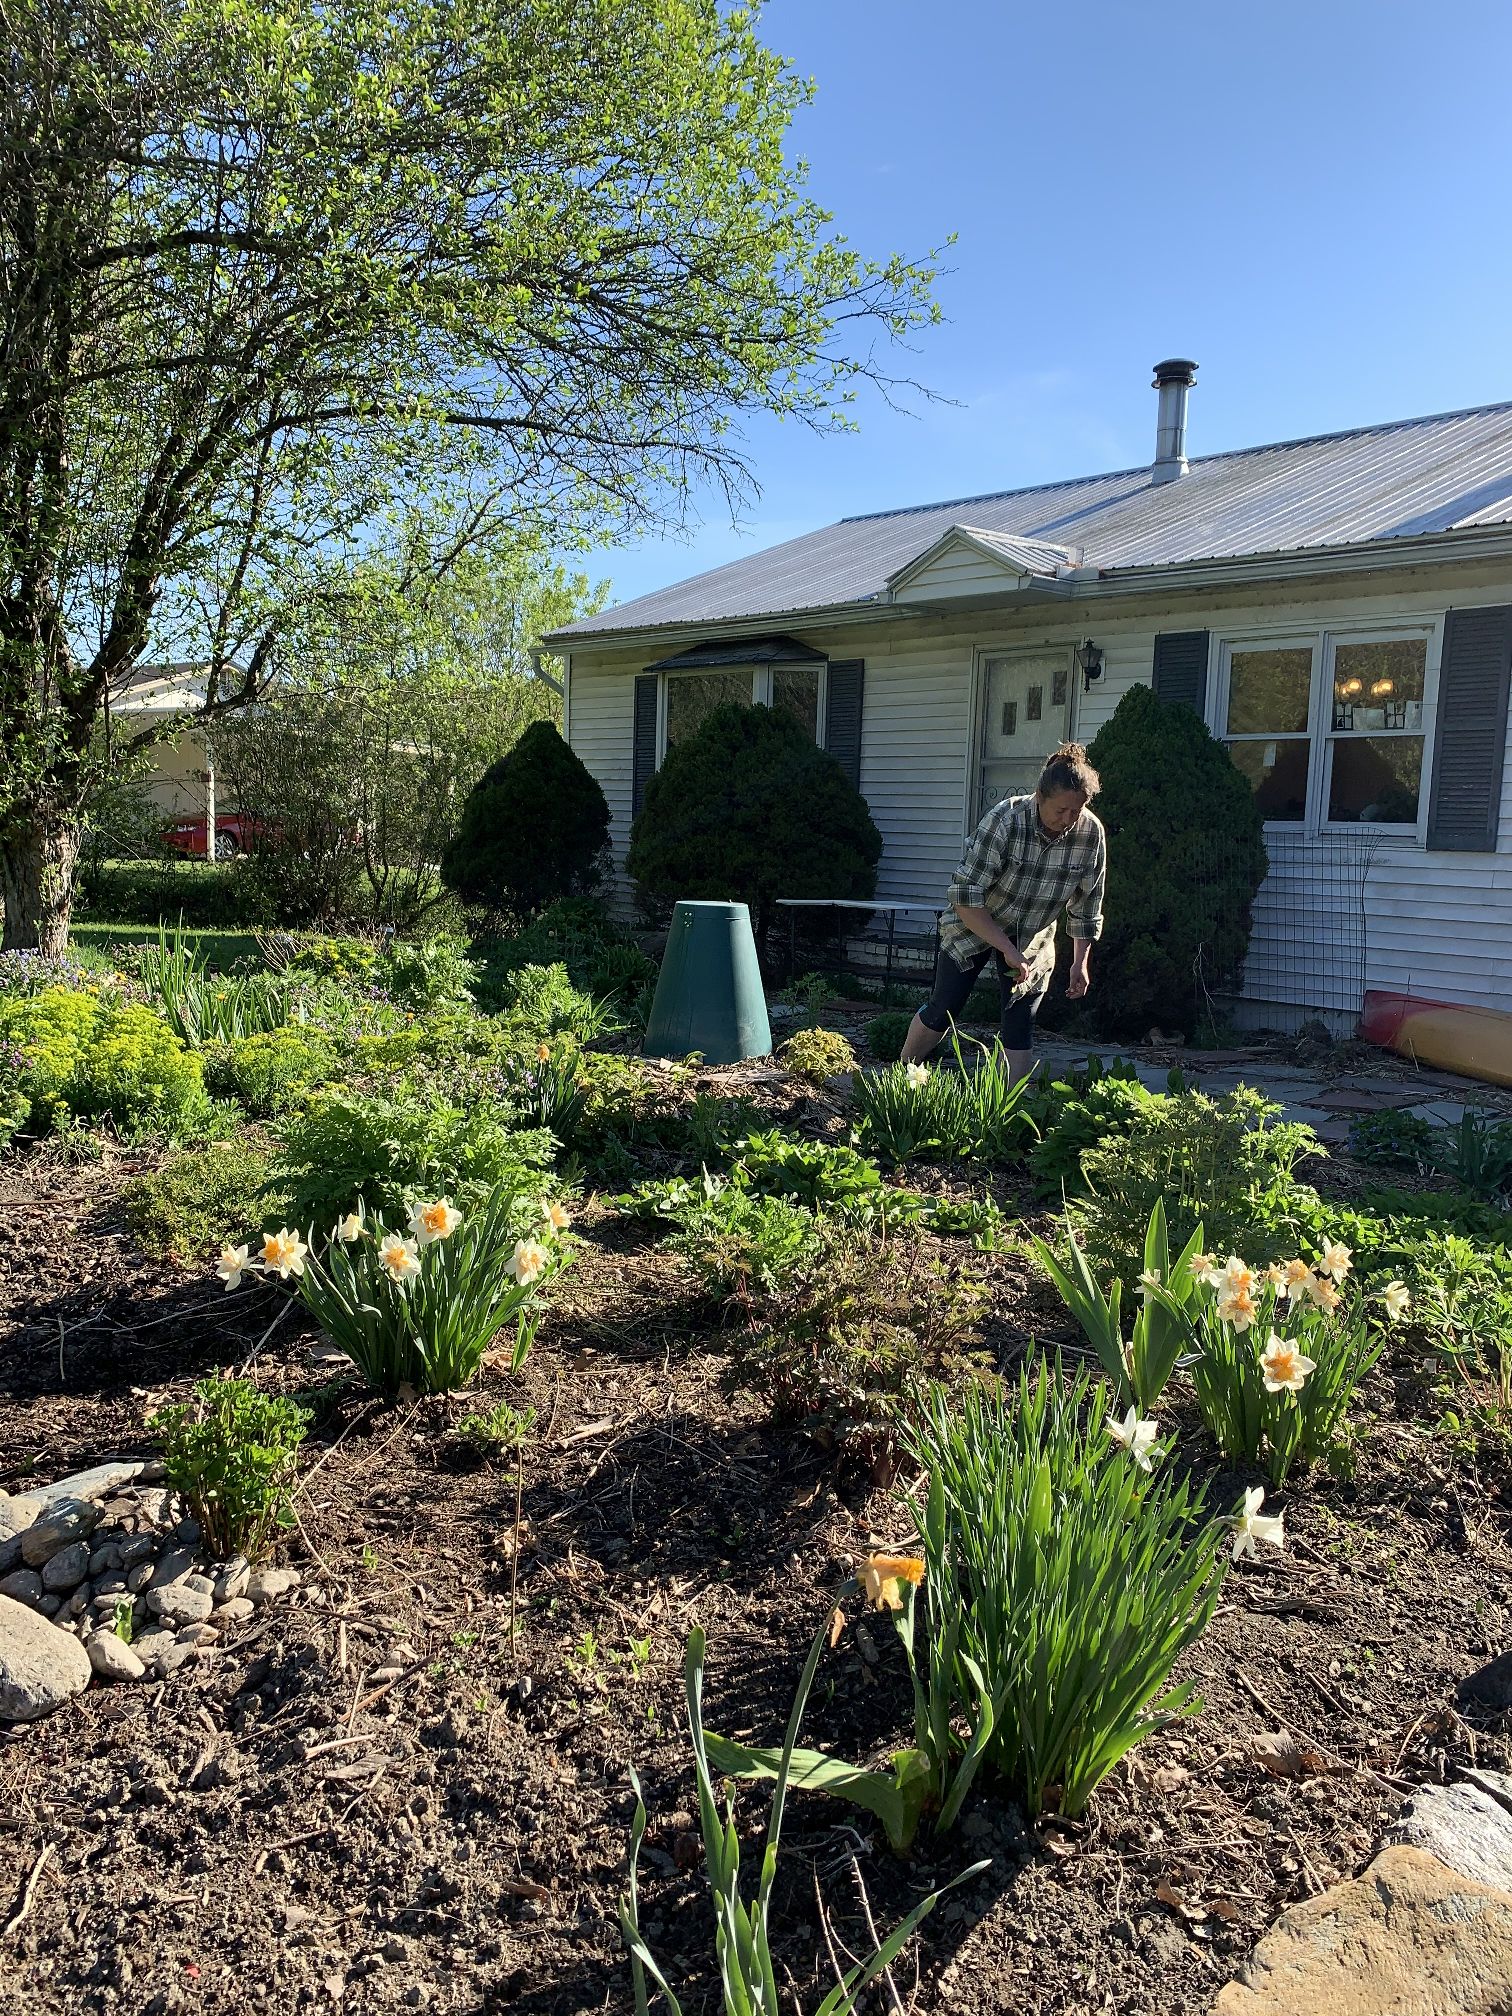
[1152,357,1198,388]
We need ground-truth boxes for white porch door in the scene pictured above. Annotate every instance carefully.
[974,649,1073,826]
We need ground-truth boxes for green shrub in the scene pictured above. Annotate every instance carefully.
[442,720,610,917]
[1028,1077,1162,1200]
[669,1185,823,1299]
[121,1141,284,1263]
[292,1185,566,1395]
[908,1361,1228,1818]
[1348,1107,1438,1173]
[499,962,616,1040]
[1073,683,1268,1040]
[865,1010,913,1062]
[203,1026,342,1117]
[376,934,477,1012]
[780,1026,856,1082]
[1072,1087,1317,1277]
[149,1376,311,1559]
[272,1087,555,1224]
[0,987,211,1140]
[732,1234,988,1476]
[626,702,882,948]
[732,1128,895,1218]
[75,859,275,928]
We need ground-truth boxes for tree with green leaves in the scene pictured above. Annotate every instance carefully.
[0,0,938,950]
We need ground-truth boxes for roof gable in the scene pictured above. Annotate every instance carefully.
[885,524,1082,602]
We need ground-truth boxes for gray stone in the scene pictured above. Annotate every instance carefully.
[0,1592,93,1721]
[92,1572,126,1598]
[147,1581,213,1627]
[88,1542,123,1576]
[117,1534,155,1568]
[35,1593,63,1619]
[125,1563,153,1594]
[41,1541,92,1593]
[184,1572,215,1599]
[153,1642,200,1678]
[136,1488,173,1525]
[177,1623,219,1647]
[66,1584,92,1618]
[215,1557,251,1604]
[86,1631,146,1683]
[0,1568,43,1605]
[35,1461,144,1506]
[213,1597,254,1626]
[145,1546,198,1591]
[1387,1771,1512,1891]
[20,1498,100,1568]
[246,1566,301,1606]
[175,1517,202,1547]
[0,1494,46,1574]
[132,1629,176,1666]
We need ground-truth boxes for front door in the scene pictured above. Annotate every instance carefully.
[974,648,1074,825]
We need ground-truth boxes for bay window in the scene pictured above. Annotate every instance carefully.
[1217,627,1435,833]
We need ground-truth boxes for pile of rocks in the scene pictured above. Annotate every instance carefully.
[0,1459,302,1721]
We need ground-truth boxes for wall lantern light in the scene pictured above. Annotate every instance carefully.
[1076,639,1104,690]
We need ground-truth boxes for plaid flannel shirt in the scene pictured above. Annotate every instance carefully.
[939,794,1106,992]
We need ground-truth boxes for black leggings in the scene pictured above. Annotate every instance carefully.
[917,944,1044,1051]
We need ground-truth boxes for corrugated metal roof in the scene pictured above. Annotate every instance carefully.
[558,397,1512,639]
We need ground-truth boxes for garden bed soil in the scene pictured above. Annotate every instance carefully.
[3,1113,1512,2016]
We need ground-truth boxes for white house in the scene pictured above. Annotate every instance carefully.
[545,363,1512,1032]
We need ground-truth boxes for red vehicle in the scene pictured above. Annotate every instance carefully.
[162,813,267,862]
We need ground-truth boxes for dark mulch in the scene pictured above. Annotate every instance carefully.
[2,1125,1510,2016]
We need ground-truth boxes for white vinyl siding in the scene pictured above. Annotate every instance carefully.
[565,553,1512,1018]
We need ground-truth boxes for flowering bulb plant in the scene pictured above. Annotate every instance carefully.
[219,1184,570,1396]
[1173,1241,1390,1482]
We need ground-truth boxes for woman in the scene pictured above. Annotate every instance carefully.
[899,742,1105,1083]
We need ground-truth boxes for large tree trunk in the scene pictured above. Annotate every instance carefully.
[0,809,81,956]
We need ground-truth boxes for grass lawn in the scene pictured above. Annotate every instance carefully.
[70,920,269,972]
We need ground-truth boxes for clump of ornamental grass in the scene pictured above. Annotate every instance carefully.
[906,1360,1230,1818]
[620,1612,987,2014]
[217,1187,570,1396]
[1177,1241,1392,1483]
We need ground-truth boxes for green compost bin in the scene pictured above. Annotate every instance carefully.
[642,900,772,1066]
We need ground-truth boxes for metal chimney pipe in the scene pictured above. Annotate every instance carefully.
[1151,358,1198,484]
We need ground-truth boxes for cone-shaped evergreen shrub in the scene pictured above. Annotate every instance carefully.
[441,721,610,918]
[1079,683,1267,1039]
[626,703,881,946]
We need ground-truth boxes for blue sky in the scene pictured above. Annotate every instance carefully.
[586,0,1512,611]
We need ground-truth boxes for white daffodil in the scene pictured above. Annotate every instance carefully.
[378,1233,422,1284]
[1217,1287,1259,1333]
[542,1200,572,1233]
[260,1228,308,1280]
[1316,1240,1353,1284]
[1217,1257,1256,1299]
[1105,1406,1161,1472]
[1188,1252,1220,1285]
[1303,1272,1341,1314]
[1259,1331,1316,1394]
[409,1198,462,1246]
[1382,1279,1411,1323]
[905,1060,929,1089]
[217,1244,252,1291]
[1277,1258,1313,1302]
[1139,1267,1163,1297]
[507,1238,550,1286]
[335,1209,366,1244]
[1231,1486,1286,1562]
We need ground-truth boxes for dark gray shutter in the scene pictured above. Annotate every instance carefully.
[824,659,864,791]
[1151,630,1210,715]
[631,673,658,817]
[1426,606,1512,852]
